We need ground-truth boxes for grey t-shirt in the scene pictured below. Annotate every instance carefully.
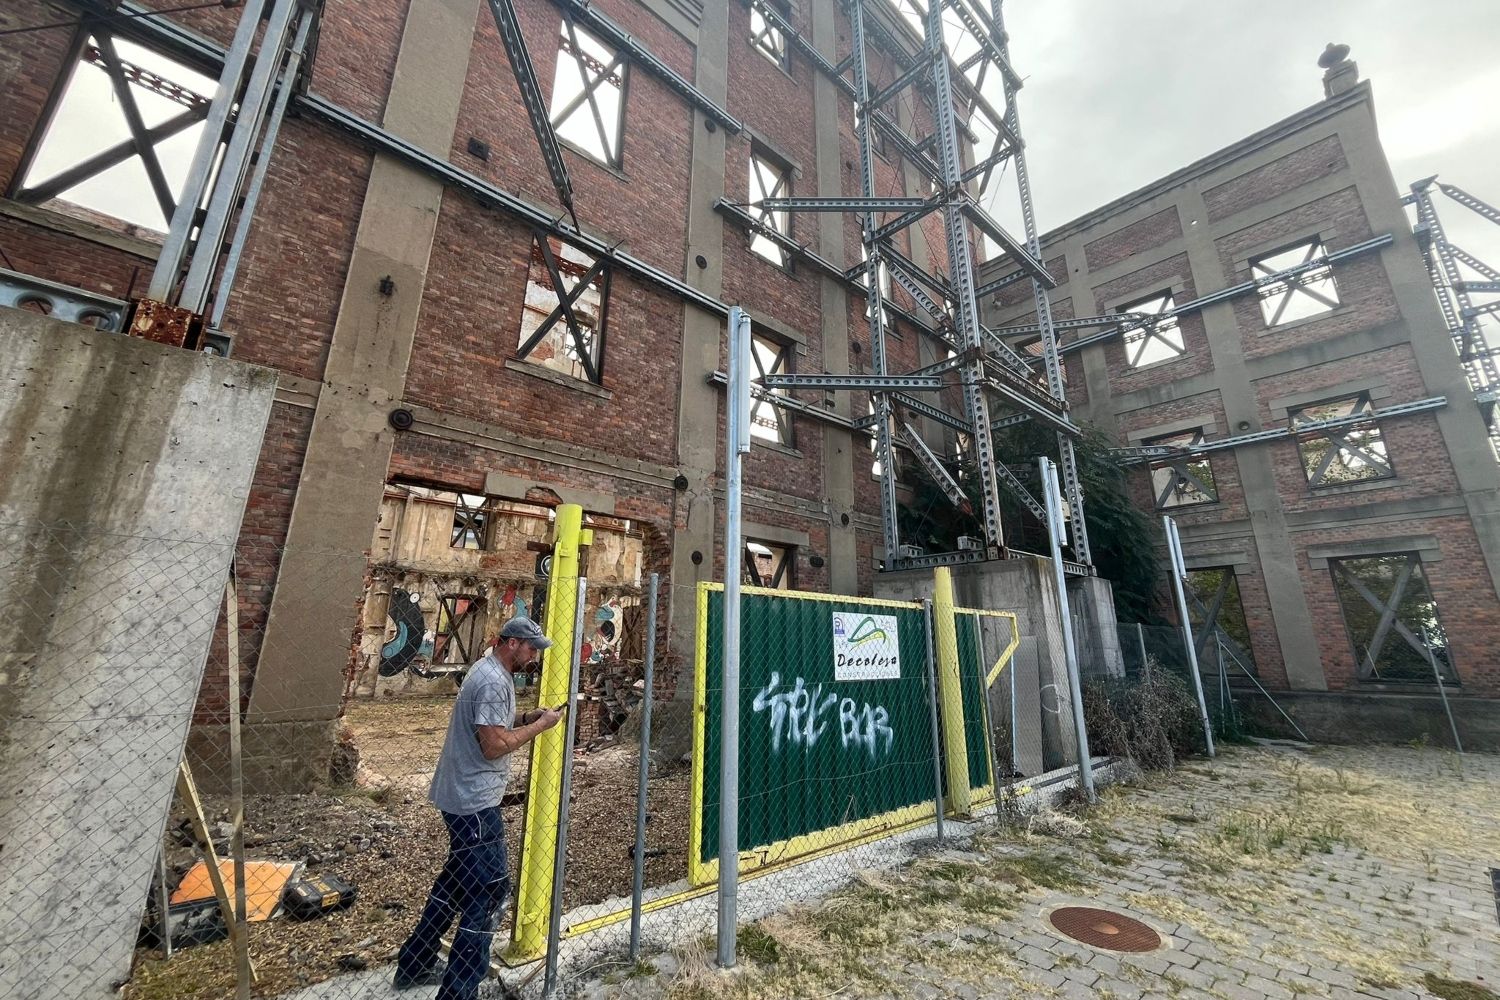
[430,652,516,816]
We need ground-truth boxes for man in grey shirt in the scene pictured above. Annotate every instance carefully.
[395,616,565,998]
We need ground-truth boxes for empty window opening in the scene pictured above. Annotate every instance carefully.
[1252,238,1340,327]
[749,6,789,69]
[516,232,610,384]
[451,493,492,549]
[13,31,216,231]
[1330,553,1455,683]
[1187,567,1256,674]
[749,334,793,446]
[549,20,627,168]
[1145,429,1216,508]
[1290,393,1392,488]
[749,150,791,266]
[431,593,487,665]
[1118,291,1185,368]
[746,540,793,590]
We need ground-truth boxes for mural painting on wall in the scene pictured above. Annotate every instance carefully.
[378,590,425,676]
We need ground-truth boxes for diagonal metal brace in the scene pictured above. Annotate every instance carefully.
[994,461,1046,522]
[900,422,971,513]
[489,0,577,227]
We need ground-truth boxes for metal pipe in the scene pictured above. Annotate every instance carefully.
[922,599,946,841]
[1039,458,1094,802]
[1136,622,1149,682]
[224,572,251,1000]
[973,615,1002,823]
[628,573,659,961]
[1218,639,1309,742]
[717,307,751,968]
[1421,626,1464,756]
[1164,516,1215,757]
[542,575,589,998]
[157,851,172,959]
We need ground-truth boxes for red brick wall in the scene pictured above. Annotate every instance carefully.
[1084,206,1182,272]
[1203,134,1348,222]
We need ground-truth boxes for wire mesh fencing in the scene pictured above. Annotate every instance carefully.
[1,514,1116,1000]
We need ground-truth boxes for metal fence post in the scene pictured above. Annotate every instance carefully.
[1039,458,1094,802]
[973,616,1003,822]
[1163,516,1215,757]
[1421,626,1464,755]
[1136,622,1149,682]
[628,573,660,961]
[718,306,751,968]
[922,599,946,840]
[542,576,589,998]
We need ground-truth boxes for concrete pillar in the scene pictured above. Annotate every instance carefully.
[667,1,730,678]
[247,0,484,750]
[1177,188,1327,690]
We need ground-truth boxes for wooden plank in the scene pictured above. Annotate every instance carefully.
[225,570,253,999]
[174,761,257,979]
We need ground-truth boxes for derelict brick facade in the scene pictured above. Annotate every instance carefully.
[0,0,970,727]
[983,79,1500,714]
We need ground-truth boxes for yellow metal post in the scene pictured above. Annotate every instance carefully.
[931,568,972,815]
[508,503,591,961]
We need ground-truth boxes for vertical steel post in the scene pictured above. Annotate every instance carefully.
[1008,630,1018,775]
[922,0,1006,556]
[1421,626,1464,755]
[156,852,172,959]
[628,573,660,961]
[718,307,751,968]
[148,0,272,300]
[973,617,1002,820]
[922,599,946,841]
[1039,458,1093,802]
[224,571,251,1000]
[542,576,589,998]
[1163,516,1215,756]
[1136,622,1150,682]
[931,568,972,815]
[848,0,901,564]
[990,0,1090,566]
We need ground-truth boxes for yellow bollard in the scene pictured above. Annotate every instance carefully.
[931,568,972,815]
[507,504,591,962]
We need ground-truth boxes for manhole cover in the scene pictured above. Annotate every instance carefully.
[1048,906,1163,952]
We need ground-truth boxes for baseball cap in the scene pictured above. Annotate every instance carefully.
[499,615,554,649]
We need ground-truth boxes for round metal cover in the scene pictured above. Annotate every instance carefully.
[1048,906,1163,952]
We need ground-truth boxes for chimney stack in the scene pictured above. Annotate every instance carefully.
[1319,43,1358,98]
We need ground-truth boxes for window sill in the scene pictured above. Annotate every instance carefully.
[1256,304,1354,337]
[0,197,164,260]
[1156,499,1220,513]
[1305,475,1399,497]
[556,137,628,181]
[504,357,613,400]
[1123,352,1190,376]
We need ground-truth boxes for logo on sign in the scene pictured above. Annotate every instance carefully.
[832,611,900,681]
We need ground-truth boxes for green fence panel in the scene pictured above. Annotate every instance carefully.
[954,612,993,794]
[700,589,935,865]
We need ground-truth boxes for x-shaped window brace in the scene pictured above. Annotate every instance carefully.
[12,27,212,226]
[749,9,787,66]
[746,544,791,589]
[517,233,609,384]
[748,337,793,444]
[434,593,486,664]
[749,156,791,257]
[1253,242,1340,327]
[1153,455,1216,508]
[450,495,490,548]
[551,19,627,166]
[1294,399,1391,487]
[1121,297,1184,366]
[1186,572,1252,667]
[1332,555,1452,681]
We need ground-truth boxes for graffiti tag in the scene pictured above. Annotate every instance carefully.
[751,671,895,759]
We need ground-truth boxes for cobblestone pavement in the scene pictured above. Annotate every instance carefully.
[574,744,1500,1000]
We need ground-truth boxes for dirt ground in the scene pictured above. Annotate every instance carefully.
[125,695,692,1000]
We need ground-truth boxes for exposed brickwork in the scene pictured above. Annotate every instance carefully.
[1203,134,1348,222]
[1084,206,1182,272]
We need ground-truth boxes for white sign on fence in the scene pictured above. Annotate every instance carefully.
[831,611,901,681]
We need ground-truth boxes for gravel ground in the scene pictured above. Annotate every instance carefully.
[124,695,691,1000]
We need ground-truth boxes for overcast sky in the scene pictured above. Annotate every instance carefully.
[1000,0,1500,258]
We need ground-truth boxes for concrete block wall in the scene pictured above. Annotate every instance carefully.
[982,79,1500,718]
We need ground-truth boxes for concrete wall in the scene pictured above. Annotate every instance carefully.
[1240,690,1500,752]
[0,309,275,1000]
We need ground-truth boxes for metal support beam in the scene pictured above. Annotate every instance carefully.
[488,0,576,226]
[760,373,945,391]
[900,422,970,512]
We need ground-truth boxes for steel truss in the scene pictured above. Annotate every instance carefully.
[1404,178,1500,451]
[739,0,1089,572]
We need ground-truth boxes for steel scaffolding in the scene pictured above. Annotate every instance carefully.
[1405,178,1500,453]
[747,0,1090,572]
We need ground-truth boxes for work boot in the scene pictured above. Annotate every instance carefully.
[392,962,446,990]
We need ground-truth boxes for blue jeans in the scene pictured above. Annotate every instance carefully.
[397,807,510,1000]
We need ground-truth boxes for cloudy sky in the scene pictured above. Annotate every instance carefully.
[1000,0,1500,257]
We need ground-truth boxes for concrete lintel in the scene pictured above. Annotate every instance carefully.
[1305,534,1442,569]
[485,471,616,514]
[1267,376,1393,419]
[1127,412,1221,443]
[743,522,811,549]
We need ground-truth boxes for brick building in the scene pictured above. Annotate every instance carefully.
[0,0,977,764]
[981,55,1500,740]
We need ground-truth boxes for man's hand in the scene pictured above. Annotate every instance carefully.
[535,705,565,731]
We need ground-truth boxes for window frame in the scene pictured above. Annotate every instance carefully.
[748,4,790,71]
[1185,566,1256,674]
[748,147,793,268]
[748,332,795,447]
[450,493,493,550]
[745,539,795,590]
[1117,289,1186,369]
[1250,237,1341,328]
[1329,552,1456,684]
[548,19,629,170]
[1144,429,1218,509]
[514,231,612,385]
[1288,391,1393,490]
